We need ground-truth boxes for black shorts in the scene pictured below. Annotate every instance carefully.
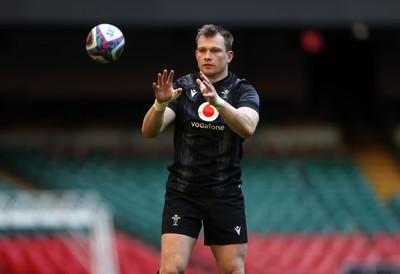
[161,187,248,245]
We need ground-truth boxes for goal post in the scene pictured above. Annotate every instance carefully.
[0,190,120,274]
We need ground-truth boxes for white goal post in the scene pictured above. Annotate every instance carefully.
[0,190,120,274]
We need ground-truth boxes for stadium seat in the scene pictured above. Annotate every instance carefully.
[1,148,400,274]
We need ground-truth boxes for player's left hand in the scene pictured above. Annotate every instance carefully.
[196,72,225,109]
[196,72,224,108]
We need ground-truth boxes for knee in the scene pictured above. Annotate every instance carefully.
[219,266,245,274]
[160,260,187,274]
[159,267,186,274]
[218,259,245,274]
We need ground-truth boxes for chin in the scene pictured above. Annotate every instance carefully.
[200,70,214,77]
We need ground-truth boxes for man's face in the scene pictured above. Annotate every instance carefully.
[195,33,233,83]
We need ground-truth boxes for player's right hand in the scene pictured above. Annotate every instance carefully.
[152,69,182,104]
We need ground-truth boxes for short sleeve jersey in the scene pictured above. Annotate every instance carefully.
[166,71,260,197]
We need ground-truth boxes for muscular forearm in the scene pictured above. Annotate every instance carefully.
[141,107,165,138]
[217,103,259,139]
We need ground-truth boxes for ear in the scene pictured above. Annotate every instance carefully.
[195,50,200,60]
[227,50,234,63]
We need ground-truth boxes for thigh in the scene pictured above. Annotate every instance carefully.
[160,233,197,273]
[211,243,247,274]
[203,194,248,246]
[161,188,203,238]
[160,189,202,273]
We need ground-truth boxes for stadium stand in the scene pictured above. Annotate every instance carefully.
[0,126,400,274]
[351,143,400,201]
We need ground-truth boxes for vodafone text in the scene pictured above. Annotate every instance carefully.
[190,121,225,131]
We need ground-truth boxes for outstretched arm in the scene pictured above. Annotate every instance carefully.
[141,69,182,138]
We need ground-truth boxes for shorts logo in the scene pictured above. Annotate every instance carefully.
[234,226,241,236]
[198,102,219,122]
[172,214,181,226]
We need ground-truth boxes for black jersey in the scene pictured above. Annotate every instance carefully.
[166,71,260,197]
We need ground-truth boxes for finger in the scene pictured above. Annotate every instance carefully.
[200,82,206,93]
[162,69,168,83]
[199,71,209,83]
[157,73,162,86]
[152,82,159,92]
[196,79,206,93]
[167,70,175,83]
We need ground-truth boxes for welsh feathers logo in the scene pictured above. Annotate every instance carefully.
[198,102,219,122]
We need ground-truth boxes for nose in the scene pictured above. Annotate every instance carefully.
[204,50,212,60]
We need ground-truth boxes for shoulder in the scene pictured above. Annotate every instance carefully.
[234,76,253,90]
[230,73,260,111]
[230,74,258,96]
[228,73,253,90]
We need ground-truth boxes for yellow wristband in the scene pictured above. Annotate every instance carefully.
[153,89,181,111]
[213,97,225,109]
[153,99,168,111]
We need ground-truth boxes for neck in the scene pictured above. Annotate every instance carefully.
[205,70,229,84]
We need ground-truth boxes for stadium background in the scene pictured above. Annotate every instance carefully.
[1,0,400,273]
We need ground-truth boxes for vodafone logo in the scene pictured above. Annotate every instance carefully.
[198,102,219,122]
[192,102,224,131]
